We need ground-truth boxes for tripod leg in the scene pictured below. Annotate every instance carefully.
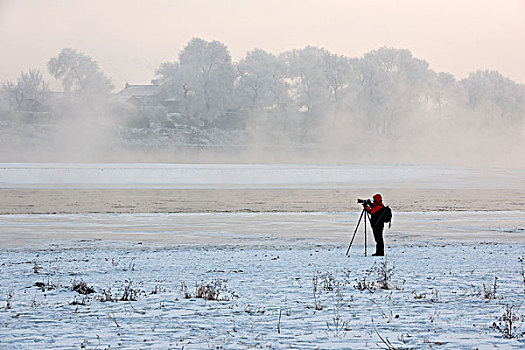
[364,210,367,256]
[346,209,365,256]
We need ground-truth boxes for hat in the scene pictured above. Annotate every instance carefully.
[373,193,383,203]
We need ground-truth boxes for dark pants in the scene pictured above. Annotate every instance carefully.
[372,224,384,255]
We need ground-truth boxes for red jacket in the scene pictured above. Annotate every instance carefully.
[366,202,384,214]
[367,201,385,229]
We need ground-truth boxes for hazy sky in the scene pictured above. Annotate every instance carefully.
[1,0,524,91]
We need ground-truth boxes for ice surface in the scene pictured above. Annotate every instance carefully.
[0,211,523,248]
[0,163,523,189]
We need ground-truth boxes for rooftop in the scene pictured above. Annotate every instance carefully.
[115,83,163,102]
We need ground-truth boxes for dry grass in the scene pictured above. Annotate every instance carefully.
[72,280,95,295]
[480,277,499,301]
[182,279,237,301]
[519,257,525,294]
[491,304,524,339]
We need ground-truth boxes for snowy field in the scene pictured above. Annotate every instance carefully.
[0,212,524,349]
[0,238,524,349]
[0,164,524,348]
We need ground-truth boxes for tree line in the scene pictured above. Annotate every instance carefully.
[0,37,523,162]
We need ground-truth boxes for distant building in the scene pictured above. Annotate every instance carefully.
[114,83,164,104]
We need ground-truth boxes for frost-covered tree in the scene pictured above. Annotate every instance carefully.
[425,71,458,112]
[356,47,432,133]
[2,69,48,109]
[179,38,236,124]
[280,46,356,115]
[234,49,297,145]
[154,38,237,126]
[47,48,113,96]
[280,46,333,115]
[278,46,362,146]
[235,49,289,113]
[153,61,182,97]
[460,70,524,125]
[323,53,355,106]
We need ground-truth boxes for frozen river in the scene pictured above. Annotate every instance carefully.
[0,163,523,189]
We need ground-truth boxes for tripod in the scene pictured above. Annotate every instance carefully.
[346,206,371,256]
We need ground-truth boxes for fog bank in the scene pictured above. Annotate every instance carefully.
[1,42,524,168]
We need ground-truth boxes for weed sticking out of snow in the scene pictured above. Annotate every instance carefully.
[72,280,95,295]
[4,292,13,310]
[194,279,237,301]
[491,304,525,339]
[32,260,42,274]
[326,285,351,338]
[181,279,238,301]
[519,257,525,294]
[480,276,500,301]
[374,259,400,291]
[312,271,327,310]
[94,280,145,303]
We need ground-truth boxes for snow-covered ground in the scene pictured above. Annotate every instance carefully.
[0,212,524,349]
[0,163,523,189]
[0,238,524,349]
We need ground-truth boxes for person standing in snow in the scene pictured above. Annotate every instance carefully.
[365,193,386,256]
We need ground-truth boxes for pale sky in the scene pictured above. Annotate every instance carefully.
[1,0,524,91]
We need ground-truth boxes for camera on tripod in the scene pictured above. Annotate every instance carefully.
[357,198,372,206]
